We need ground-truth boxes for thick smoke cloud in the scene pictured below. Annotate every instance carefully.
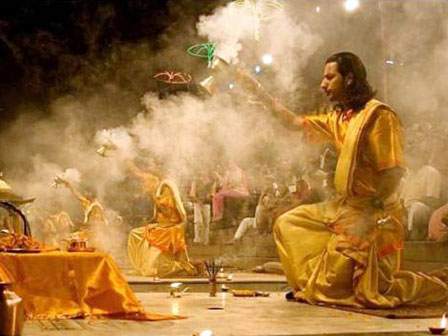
[0,1,447,261]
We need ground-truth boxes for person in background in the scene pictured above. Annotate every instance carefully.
[56,177,109,251]
[189,170,214,245]
[212,162,249,222]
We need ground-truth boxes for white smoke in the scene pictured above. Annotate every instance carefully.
[0,0,446,265]
[59,168,82,184]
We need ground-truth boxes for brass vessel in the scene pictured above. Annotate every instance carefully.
[198,56,234,95]
[0,282,24,336]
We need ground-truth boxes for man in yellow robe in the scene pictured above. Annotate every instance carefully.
[239,52,448,308]
[126,160,196,277]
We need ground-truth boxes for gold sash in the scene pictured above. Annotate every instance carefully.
[334,99,389,197]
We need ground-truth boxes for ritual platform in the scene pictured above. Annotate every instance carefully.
[23,292,442,336]
[17,239,448,336]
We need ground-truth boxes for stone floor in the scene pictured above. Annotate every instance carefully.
[126,271,288,292]
[24,292,443,336]
[21,239,448,336]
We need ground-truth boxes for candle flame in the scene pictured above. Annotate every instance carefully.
[171,282,182,288]
[441,313,446,329]
[199,330,213,336]
[262,54,273,65]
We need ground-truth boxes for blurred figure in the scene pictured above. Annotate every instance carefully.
[189,170,214,245]
[428,202,448,243]
[401,165,442,240]
[42,211,74,247]
[56,177,109,251]
[126,160,196,277]
[212,162,249,222]
[226,192,275,244]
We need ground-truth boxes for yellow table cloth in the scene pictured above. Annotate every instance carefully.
[0,251,179,320]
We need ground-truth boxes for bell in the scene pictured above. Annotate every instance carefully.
[198,75,217,96]
[96,146,107,157]
[208,56,231,73]
[199,56,236,96]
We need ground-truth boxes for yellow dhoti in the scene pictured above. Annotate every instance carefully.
[275,199,448,308]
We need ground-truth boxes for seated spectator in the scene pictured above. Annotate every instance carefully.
[225,192,275,244]
[212,162,249,222]
[428,202,448,242]
[401,165,442,240]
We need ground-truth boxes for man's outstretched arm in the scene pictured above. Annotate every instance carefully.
[237,69,303,130]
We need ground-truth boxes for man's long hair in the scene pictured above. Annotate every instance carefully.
[326,52,375,110]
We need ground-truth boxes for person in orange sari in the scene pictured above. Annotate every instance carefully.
[126,160,195,277]
[238,52,448,308]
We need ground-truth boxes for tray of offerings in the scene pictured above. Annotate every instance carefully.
[67,247,96,252]
[4,248,41,253]
[0,234,44,253]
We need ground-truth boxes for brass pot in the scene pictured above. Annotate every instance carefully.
[69,240,87,249]
[0,282,24,336]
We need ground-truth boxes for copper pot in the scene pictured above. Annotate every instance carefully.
[0,282,24,336]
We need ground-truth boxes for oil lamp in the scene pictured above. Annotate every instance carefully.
[429,313,446,335]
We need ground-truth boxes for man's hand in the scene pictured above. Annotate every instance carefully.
[236,67,262,93]
[54,176,69,187]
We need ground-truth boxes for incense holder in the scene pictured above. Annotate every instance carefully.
[209,278,217,297]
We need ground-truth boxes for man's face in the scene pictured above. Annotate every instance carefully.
[320,62,346,103]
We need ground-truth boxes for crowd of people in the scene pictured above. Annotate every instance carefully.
[1,51,448,311]
[2,122,448,258]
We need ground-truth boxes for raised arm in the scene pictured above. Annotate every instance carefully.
[236,68,303,130]
[124,159,160,195]
[56,177,91,208]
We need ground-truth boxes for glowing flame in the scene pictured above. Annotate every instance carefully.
[316,6,320,13]
[262,54,273,65]
[254,65,261,73]
[441,313,446,329]
[200,330,213,336]
[344,0,359,12]
[171,282,182,288]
